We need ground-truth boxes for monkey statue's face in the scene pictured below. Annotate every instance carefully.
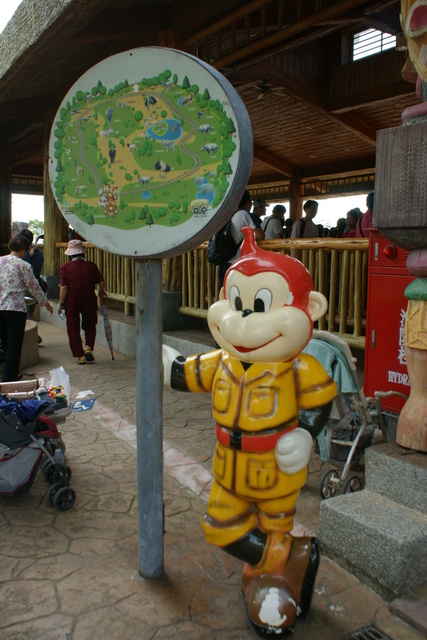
[208,270,326,364]
[208,227,328,363]
[401,0,427,81]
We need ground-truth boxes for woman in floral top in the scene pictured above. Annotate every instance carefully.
[0,234,53,382]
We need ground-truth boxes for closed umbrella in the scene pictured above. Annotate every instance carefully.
[99,305,114,360]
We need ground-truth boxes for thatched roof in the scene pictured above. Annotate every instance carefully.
[0,0,419,200]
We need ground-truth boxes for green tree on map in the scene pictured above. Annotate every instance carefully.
[227,118,236,135]
[182,75,190,90]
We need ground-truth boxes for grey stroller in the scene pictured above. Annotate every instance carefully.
[302,330,404,499]
[0,379,75,511]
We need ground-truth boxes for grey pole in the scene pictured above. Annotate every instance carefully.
[135,258,164,578]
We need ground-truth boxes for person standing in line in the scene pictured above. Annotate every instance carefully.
[19,228,45,344]
[262,204,286,239]
[218,190,265,285]
[342,208,362,238]
[250,198,267,228]
[291,200,319,238]
[356,192,374,237]
[283,218,294,238]
[19,229,44,287]
[0,235,53,382]
[334,217,347,238]
[58,239,106,365]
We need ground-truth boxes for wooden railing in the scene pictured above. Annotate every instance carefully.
[57,238,369,349]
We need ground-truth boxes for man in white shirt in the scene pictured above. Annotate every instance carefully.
[262,204,286,239]
[291,200,319,239]
[218,190,265,284]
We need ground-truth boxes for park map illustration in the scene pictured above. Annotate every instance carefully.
[51,68,238,232]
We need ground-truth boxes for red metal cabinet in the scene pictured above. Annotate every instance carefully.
[364,231,414,414]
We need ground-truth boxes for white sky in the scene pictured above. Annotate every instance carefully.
[0,1,22,33]
[269,195,368,229]
[4,0,368,231]
[12,193,368,231]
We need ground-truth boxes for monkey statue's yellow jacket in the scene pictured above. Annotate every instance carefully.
[180,348,336,545]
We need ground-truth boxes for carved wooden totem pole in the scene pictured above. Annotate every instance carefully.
[375,0,427,451]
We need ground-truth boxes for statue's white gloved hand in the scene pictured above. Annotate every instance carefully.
[162,344,182,386]
[275,428,313,475]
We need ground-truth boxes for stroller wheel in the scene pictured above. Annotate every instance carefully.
[42,461,56,483]
[342,474,363,494]
[40,456,51,473]
[47,482,64,506]
[54,486,76,512]
[320,469,340,499]
[53,466,72,484]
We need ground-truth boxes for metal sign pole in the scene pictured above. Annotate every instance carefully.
[135,258,164,578]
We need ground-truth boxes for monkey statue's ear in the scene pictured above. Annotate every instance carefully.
[219,287,225,301]
[307,291,328,322]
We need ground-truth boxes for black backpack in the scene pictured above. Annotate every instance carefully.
[207,219,240,266]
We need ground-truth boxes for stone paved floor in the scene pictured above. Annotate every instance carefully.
[0,321,424,640]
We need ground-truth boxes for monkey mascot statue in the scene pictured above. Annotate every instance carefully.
[163,227,337,637]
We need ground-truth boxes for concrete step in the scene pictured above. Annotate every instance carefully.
[364,443,427,513]
[319,488,427,597]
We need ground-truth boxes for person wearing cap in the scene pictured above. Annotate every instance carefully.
[0,234,53,382]
[262,204,286,239]
[59,239,106,365]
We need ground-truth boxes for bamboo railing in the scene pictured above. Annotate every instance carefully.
[57,237,369,348]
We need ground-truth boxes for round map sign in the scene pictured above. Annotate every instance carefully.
[48,47,253,258]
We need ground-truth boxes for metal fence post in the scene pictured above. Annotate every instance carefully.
[135,258,164,578]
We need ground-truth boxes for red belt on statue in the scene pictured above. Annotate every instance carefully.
[215,423,297,452]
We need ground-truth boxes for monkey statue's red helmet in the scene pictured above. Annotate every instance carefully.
[224,227,315,320]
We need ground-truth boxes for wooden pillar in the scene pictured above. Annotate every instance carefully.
[289,178,302,221]
[43,110,68,277]
[0,169,12,252]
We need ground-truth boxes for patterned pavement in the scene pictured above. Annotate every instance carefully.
[0,321,423,640]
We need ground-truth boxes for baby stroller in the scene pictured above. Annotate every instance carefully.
[0,379,75,511]
[302,330,394,499]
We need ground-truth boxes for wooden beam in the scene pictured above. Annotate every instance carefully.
[334,113,377,142]
[225,61,275,87]
[0,131,43,170]
[300,156,376,180]
[201,0,389,69]
[0,98,45,121]
[329,84,415,114]
[269,66,377,144]
[69,9,167,43]
[253,144,298,178]
[185,0,272,44]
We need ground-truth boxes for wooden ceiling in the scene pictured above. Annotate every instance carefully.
[0,0,420,201]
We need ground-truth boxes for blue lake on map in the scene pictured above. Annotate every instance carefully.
[147,119,182,140]
[195,177,215,204]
